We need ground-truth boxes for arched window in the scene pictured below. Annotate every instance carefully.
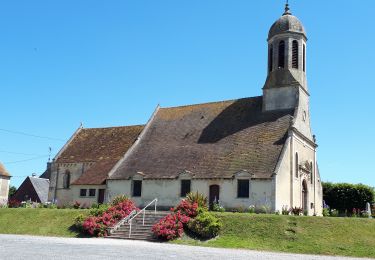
[310,162,313,184]
[63,170,71,189]
[295,153,299,177]
[303,44,306,72]
[278,41,285,68]
[292,40,299,69]
[268,45,273,73]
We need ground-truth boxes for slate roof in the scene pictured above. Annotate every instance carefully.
[110,97,294,180]
[268,5,306,40]
[28,177,50,203]
[56,125,144,185]
[40,168,51,180]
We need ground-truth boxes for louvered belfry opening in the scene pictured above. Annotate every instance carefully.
[268,45,273,72]
[292,40,299,69]
[303,44,306,72]
[278,41,285,68]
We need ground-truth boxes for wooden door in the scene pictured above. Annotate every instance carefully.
[98,189,105,204]
[209,185,220,209]
[302,181,308,213]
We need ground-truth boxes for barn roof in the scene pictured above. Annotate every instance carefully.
[56,125,144,185]
[109,96,293,180]
[28,177,50,203]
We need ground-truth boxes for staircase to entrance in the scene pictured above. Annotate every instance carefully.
[107,199,169,241]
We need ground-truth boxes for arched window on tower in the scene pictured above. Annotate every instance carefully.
[292,40,299,69]
[268,45,273,73]
[310,162,313,184]
[63,170,71,189]
[303,44,306,72]
[278,41,285,68]
[295,153,299,178]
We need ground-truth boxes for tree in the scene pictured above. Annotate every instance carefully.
[8,185,17,199]
[323,182,374,213]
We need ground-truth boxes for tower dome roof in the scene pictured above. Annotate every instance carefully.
[0,162,10,177]
[268,4,306,40]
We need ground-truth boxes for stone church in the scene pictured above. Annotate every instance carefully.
[48,4,323,215]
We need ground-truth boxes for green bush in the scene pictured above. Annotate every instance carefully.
[89,204,109,217]
[323,182,374,214]
[187,209,222,239]
[211,202,225,212]
[74,214,85,231]
[91,203,99,209]
[322,208,330,217]
[330,209,339,217]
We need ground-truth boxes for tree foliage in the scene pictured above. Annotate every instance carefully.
[323,182,374,212]
[8,186,17,199]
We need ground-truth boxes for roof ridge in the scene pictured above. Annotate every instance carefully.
[160,96,262,110]
[81,124,145,130]
[29,176,49,180]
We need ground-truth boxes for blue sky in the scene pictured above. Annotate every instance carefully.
[1,1,374,188]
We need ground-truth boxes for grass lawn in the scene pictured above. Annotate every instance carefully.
[173,213,375,258]
[0,208,88,237]
[1,209,374,258]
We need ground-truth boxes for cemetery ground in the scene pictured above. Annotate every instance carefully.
[0,208,374,258]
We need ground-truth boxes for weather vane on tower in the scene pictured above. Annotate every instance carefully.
[284,0,292,15]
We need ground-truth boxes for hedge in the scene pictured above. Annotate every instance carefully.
[323,182,374,212]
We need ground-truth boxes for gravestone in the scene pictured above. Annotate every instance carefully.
[366,202,372,218]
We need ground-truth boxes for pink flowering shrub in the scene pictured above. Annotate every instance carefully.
[152,211,189,240]
[152,199,198,240]
[82,198,138,237]
[174,199,198,218]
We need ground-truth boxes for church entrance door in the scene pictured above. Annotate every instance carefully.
[302,180,308,213]
[209,185,220,209]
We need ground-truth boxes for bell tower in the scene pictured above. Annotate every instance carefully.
[263,3,313,140]
[263,3,308,110]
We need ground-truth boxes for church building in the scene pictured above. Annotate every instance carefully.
[48,4,323,215]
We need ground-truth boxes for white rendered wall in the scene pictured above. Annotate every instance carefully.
[274,137,292,212]
[0,177,10,204]
[107,179,274,210]
[70,185,106,207]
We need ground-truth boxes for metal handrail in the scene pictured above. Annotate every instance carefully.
[128,198,158,238]
[108,209,137,235]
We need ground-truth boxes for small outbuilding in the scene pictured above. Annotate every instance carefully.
[12,175,49,203]
[0,162,11,204]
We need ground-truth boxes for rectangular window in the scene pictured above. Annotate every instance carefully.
[237,180,249,198]
[132,180,142,197]
[80,189,87,197]
[180,180,191,197]
[89,189,96,197]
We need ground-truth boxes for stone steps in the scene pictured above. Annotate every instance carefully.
[107,210,169,241]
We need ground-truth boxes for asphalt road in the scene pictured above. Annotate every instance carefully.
[0,234,371,260]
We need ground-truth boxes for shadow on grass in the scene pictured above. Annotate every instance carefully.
[68,225,91,238]
[181,228,215,242]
